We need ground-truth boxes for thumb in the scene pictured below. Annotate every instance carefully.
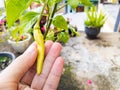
[0,42,38,82]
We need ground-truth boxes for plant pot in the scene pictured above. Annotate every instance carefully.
[8,33,32,53]
[0,52,15,71]
[85,26,101,39]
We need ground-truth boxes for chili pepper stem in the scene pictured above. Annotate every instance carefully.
[44,3,58,39]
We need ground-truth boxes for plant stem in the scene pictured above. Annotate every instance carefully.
[54,30,65,35]
[56,3,67,12]
[36,0,49,25]
[38,4,46,23]
[44,3,58,39]
[46,4,50,27]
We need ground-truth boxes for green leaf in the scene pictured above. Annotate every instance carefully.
[48,0,62,7]
[53,15,68,30]
[69,25,80,36]
[48,0,62,6]
[57,32,69,44]
[55,0,62,3]
[20,11,39,33]
[80,0,93,6]
[6,0,34,28]
[68,0,79,9]
[46,30,55,41]
[48,0,56,7]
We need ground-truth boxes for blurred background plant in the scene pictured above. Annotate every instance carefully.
[0,19,5,32]
[84,6,107,39]
[84,6,106,28]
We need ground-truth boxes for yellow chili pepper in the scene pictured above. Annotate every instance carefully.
[34,23,45,75]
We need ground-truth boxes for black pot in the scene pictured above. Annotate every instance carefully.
[85,26,101,39]
[0,52,15,71]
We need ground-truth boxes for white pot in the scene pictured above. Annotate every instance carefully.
[8,33,32,53]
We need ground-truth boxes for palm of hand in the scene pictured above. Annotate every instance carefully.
[0,41,64,90]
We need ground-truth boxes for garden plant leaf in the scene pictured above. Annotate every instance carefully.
[53,15,68,30]
[20,11,39,33]
[57,32,69,44]
[6,0,33,28]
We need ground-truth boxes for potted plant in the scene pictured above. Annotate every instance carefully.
[5,0,92,74]
[84,7,106,39]
[0,52,15,71]
[7,26,32,53]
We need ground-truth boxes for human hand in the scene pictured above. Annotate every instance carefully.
[0,41,64,90]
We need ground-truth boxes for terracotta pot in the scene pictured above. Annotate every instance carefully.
[8,33,32,53]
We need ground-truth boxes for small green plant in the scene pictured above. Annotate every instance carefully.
[84,7,106,28]
[7,19,28,42]
[9,26,27,41]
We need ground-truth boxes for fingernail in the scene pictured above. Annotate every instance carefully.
[53,42,62,50]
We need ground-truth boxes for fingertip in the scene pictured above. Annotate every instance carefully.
[45,40,53,45]
[24,42,37,56]
[54,42,62,48]
[57,57,64,65]
[45,41,62,56]
[52,42,62,51]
